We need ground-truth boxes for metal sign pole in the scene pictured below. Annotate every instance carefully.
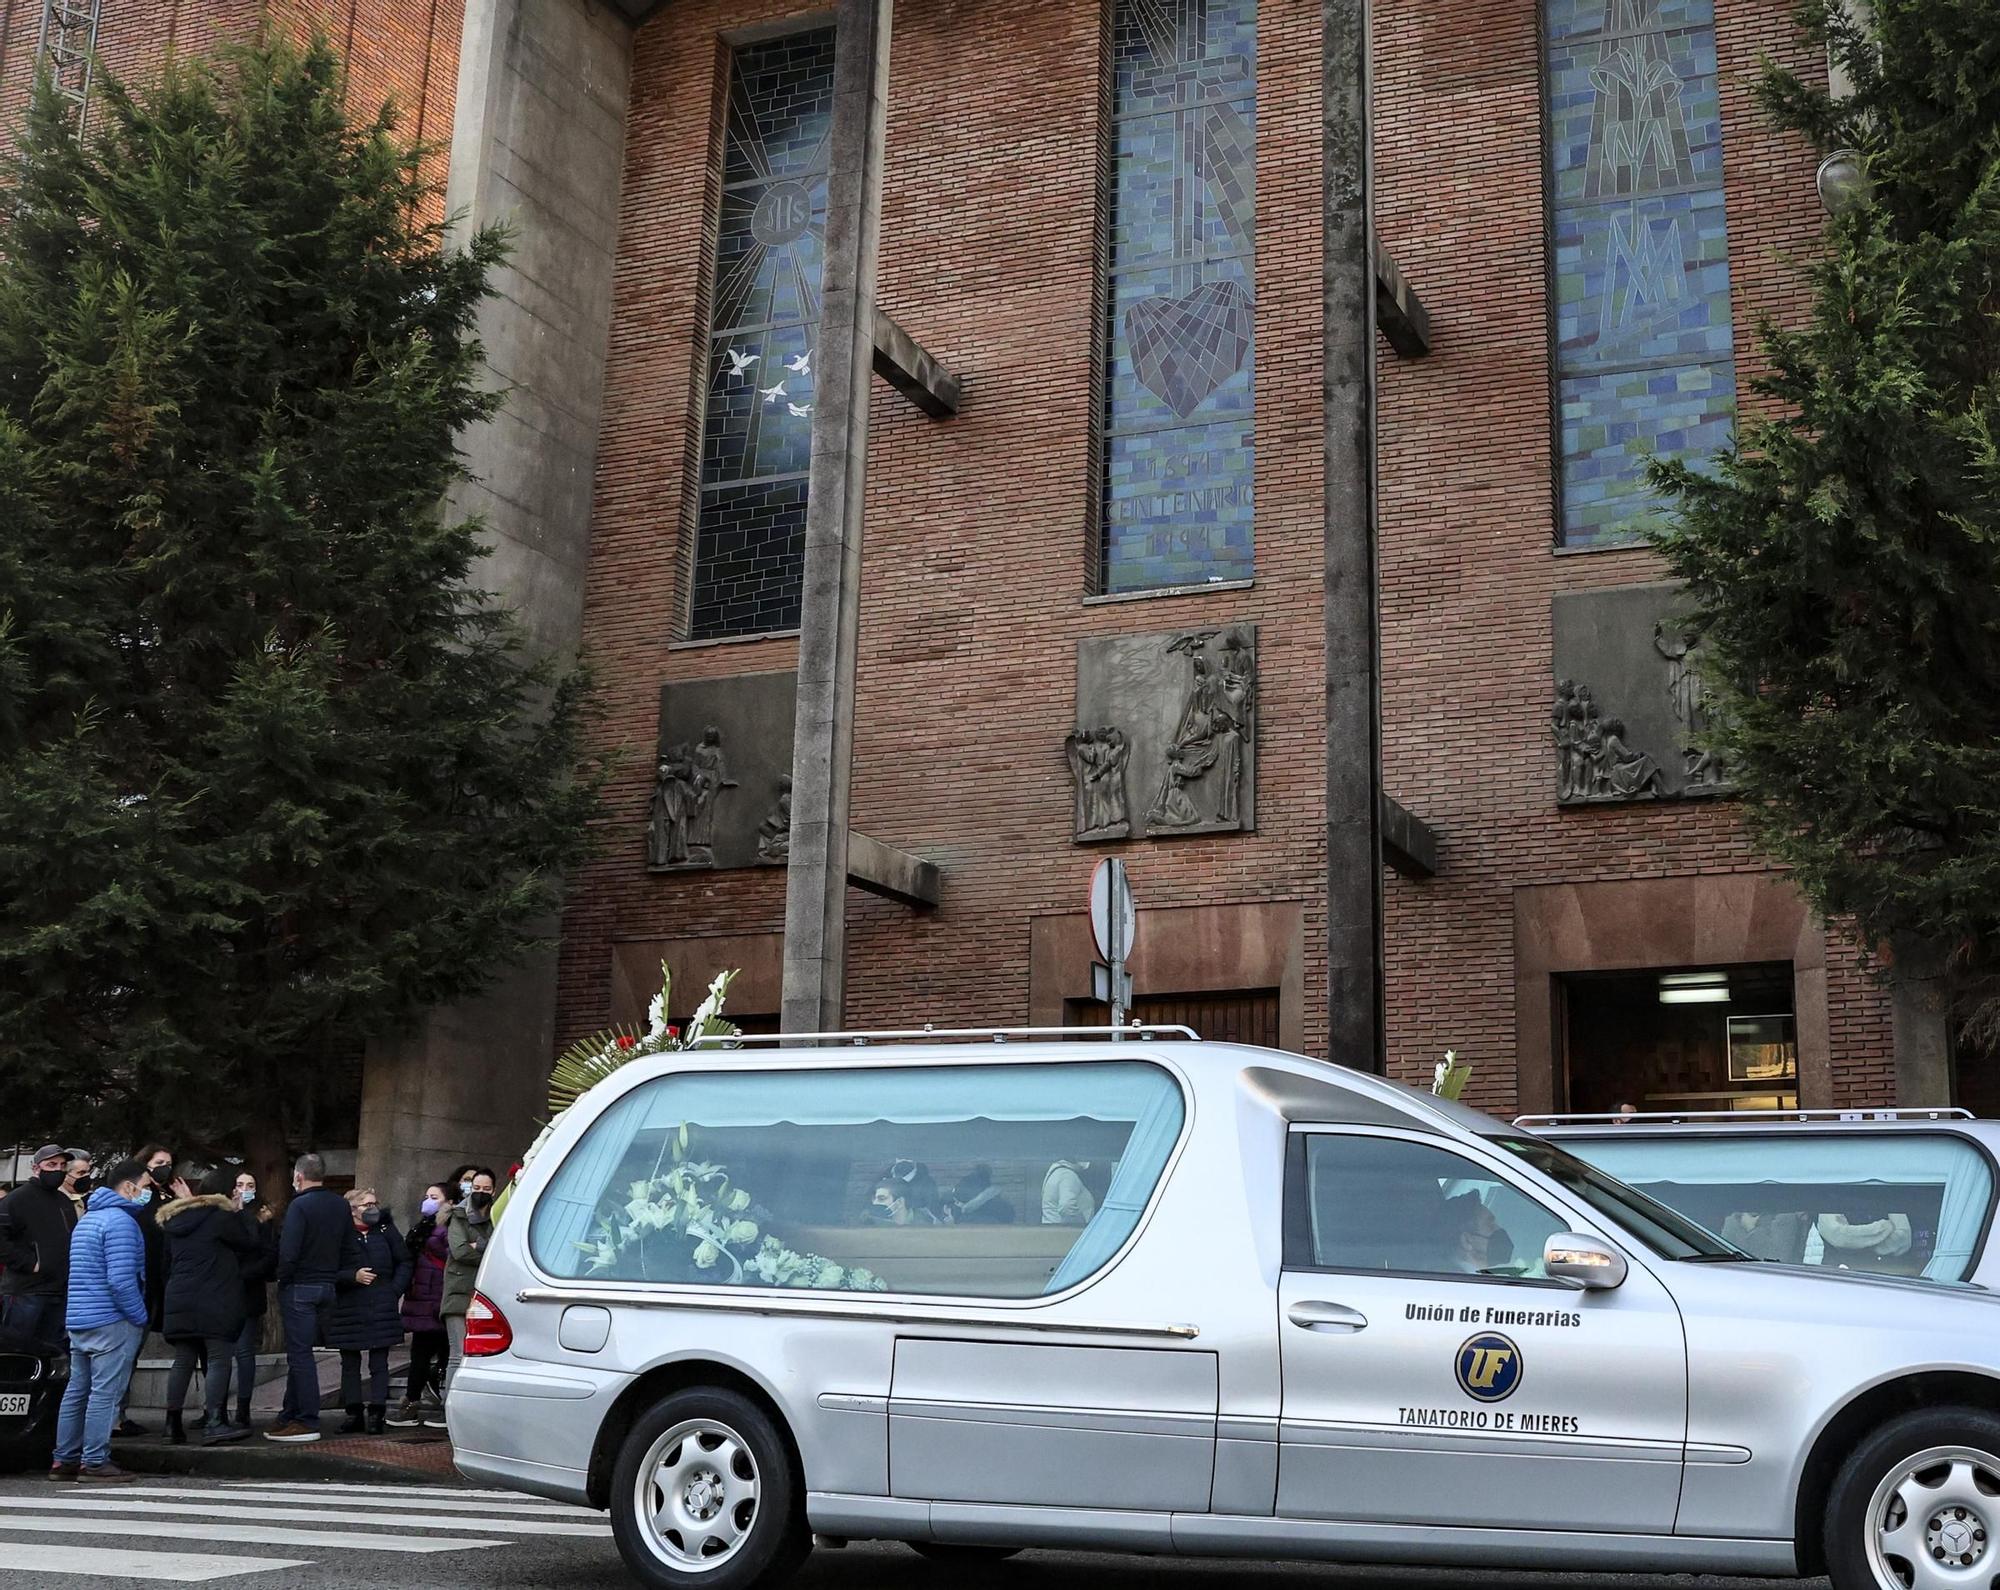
[1108,860,1128,1040]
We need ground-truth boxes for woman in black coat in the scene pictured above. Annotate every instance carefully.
[159,1167,260,1445]
[326,1188,411,1435]
[229,1170,281,1431]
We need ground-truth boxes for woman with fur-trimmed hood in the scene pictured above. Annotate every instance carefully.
[159,1167,260,1444]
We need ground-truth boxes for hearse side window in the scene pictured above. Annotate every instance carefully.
[1287,1135,1570,1282]
[527,1060,1186,1299]
[1559,1132,1995,1281]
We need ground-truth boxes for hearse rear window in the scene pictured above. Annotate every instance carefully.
[527,1060,1187,1298]
[1565,1132,1995,1282]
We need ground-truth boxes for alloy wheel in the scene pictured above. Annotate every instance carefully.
[634,1416,761,1573]
[1866,1444,2000,1590]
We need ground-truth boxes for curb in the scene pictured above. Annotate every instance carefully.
[116,1432,461,1484]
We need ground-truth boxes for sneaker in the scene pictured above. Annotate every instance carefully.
[111,1418,146,1439]
[385,1400,423,1428]
[46,1462,78,1481]
[202,1423,251,1446]
[77,1463,138,1484]
[421,1386,445,1410]
[263,1420,321,1443]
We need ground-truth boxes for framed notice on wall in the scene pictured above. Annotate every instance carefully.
[1727,1013,1799,1084]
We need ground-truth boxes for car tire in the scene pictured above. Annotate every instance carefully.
[908,1543,1022,1564]
[1825,1405,2000,1590]
[609,1387,809,1590]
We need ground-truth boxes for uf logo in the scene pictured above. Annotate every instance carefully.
[1455,1333,1523,1402]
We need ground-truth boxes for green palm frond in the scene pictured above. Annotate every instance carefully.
[547,1023,647,1115]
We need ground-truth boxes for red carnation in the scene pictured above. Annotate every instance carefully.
[616,1034,636,1050]
[666,1024,681,1038]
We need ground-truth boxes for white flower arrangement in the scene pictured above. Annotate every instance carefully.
[547,963,886,1292]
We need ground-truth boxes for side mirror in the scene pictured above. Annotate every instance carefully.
[1544,1232,1628,1290]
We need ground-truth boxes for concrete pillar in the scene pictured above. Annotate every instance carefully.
[1891,935,1955,1106]
[1322,0,1385,1071]
[780,0,892,1037]
[356,0,632,1213]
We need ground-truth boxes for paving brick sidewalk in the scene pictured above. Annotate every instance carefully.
[118,1343,464,1483]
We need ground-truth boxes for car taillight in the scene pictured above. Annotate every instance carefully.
[464,1291,513,1357]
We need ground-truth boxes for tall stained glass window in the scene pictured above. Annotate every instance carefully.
[689,29,835,639]
[1101,0,1257,594]
[1547,0,1737,547]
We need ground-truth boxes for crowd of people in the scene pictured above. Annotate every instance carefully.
[0,1143,501,1481]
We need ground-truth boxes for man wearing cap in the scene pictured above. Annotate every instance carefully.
[0,1144,83,1352]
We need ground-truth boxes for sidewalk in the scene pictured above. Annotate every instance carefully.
[118,1345,461,1483]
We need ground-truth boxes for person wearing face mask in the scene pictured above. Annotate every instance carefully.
[111,1145,190,1439]
[158,1167,260,1445]
[324,1189,410,1436]
[62,1152,94,1217]
[388,1182,452,1427]
[266,1152,348,1443]
[0,1146,81,1355]
[50,1158,151,1482]
[440,1168,497,1396]
[228,1172,279,1432]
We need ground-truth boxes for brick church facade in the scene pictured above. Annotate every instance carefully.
[0,0,1960,1190]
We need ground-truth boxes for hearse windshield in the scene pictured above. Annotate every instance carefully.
[1490,1135,1743,1261]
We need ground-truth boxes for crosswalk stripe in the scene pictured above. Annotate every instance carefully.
[0,1494,611,1536]
[132,1484,596,1518]
[0,1542,309,1583]
[0,1516,500,1554]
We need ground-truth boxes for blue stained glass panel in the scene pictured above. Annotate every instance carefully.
[1546,0,1737,548]
[692,28,834,639]
[1102,0,1259,591]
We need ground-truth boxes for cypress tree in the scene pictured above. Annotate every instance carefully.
[0,40,606,1150]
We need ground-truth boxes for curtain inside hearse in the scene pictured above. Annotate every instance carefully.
[526,1060,1187,1298]
[1572,1134,1994,1282]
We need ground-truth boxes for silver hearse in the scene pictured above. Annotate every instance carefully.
[452,1030,2000,1590]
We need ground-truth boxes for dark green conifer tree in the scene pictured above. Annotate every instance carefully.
[0,39,605,1151]
[1653,0,2000,1042]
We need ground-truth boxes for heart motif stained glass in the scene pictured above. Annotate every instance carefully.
[1125,279,1254,420]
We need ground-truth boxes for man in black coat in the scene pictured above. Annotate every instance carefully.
[265,1152,351,1443]
[0,1145,80,1352]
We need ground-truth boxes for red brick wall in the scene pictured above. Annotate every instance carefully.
[0,0,460,201]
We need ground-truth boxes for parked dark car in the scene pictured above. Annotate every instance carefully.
[0,1345,67,1472]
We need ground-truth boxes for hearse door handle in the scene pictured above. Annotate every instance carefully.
[1288,1300,1368,1333]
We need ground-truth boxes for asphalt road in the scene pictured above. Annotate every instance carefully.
[0,1474,1827,1589]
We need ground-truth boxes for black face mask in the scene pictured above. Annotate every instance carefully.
[468,1190,494,1212]
[361,1208,383,1227]
[70,1176,94,1196]
[35,1169,64,1190]
[150,1165,174,1185]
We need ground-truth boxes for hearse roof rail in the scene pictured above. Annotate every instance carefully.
[1515,1107,1975,1128]
[687,1024,1201,1048]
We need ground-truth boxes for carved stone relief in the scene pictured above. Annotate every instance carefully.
[755,775,793,865]
[1072,625,1257,842]
[1066,728,1132,841]
[651,671,796,871]
[1551,584,1732,807]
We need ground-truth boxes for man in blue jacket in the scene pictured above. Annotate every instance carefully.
[265,1152,350,1443]
[50,1159,151,1482]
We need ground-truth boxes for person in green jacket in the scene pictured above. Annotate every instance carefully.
[440,1167,496,1395]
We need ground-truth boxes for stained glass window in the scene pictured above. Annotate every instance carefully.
[1546,0,1737,548]
[1101,0,1257,594]
[689,28,835,639]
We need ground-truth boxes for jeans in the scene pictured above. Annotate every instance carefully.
[277,1283,331,1428]
[232,1314,260,1411]
[339,1346,391,1409]
[445,1314,467,1396]
[166,1335,236,1425]
[406,1328,447,1401]
[54,1319,145,1470]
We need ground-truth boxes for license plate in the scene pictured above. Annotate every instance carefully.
[0,1394,29,1417]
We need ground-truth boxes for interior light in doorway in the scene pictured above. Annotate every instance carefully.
[1659,970,1731,1005]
